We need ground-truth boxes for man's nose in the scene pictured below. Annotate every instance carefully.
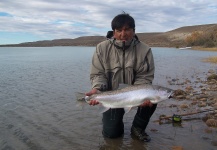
[120,30,127,36]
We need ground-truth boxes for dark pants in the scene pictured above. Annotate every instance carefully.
[102,104,157,138]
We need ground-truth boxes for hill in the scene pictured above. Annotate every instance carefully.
[0,24,216,47]
[137,24,217,47]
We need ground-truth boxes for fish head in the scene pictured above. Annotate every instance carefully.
[159,90,173,98]
[151,85,174,103]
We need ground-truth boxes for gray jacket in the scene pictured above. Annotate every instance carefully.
[90,38,155,91]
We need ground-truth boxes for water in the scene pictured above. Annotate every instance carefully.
[0,46,216,150]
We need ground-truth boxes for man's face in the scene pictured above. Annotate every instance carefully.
[113,26,135,41]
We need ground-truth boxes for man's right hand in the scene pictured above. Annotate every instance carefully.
[85,88,99,106]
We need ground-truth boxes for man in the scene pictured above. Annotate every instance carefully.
[86,13,157,142]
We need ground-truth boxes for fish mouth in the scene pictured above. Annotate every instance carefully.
[168,91,174,99]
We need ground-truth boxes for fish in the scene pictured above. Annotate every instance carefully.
[76,84,173,113]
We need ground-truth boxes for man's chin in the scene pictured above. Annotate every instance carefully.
[120,39,132,42]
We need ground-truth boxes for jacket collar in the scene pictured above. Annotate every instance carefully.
[109,37,140,50]
[113,39,133,50]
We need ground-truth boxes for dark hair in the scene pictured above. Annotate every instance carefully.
[111,13,135,30]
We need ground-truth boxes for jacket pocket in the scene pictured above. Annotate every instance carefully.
[104,62,121,90]
[125,60,134,85]
[104,61,121,72]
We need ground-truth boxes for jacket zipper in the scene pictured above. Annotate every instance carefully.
[144,51,150,72]
[122,41,125,83]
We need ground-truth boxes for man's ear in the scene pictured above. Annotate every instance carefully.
[113,30,116,39]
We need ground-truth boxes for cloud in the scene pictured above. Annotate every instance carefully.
[0,0,216,44]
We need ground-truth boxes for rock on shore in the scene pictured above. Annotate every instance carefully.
[167,69,217,127]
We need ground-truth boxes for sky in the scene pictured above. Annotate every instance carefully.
[0,0,216,44]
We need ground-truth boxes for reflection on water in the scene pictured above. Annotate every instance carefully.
[0,47,216,150]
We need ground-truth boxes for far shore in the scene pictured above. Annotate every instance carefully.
[191,46,217,51]
[190,46,217,64]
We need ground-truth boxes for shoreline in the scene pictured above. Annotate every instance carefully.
[191,46,217,51]
[162,70,217,127]
[188,46,217,63]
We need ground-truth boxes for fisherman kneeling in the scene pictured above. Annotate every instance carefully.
[86,12,156,142]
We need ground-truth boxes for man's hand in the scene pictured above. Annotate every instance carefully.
[85,88,99,106]
[140,100,153,107]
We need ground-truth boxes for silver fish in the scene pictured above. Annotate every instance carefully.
[79,84,173,113]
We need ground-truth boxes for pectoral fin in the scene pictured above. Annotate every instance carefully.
[75,92,85,101]
[99,105,110,113]
[124,107,132,113]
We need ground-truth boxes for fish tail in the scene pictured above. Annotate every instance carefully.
[75,92,86,101]
[75,92,91,104]
[75,92,88,109]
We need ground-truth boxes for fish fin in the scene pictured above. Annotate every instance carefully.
[75,92,87,110]
[75,101,85,108]
[75,92,86,101]
[124,107,132,113]
[98,105,110,113]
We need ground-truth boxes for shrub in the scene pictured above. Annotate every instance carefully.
[185,30,216,48]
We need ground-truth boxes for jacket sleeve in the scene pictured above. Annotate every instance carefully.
[133,48,155,85]
[90,44,108,90]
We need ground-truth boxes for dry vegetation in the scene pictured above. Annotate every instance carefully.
[185,29,217,48]
[203,56,217,63]
[191,46,217,51]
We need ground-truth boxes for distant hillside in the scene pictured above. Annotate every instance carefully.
[0,36,106,47]
[137,24,217,47]
[0,24,216,47]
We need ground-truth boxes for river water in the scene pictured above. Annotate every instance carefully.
[0,46,216,150]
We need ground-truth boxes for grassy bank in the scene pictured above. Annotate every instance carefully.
[203,56,217,63]
[191,46,217,51]
[189,46,217,63]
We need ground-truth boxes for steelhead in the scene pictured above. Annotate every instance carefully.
[77,84,173,113]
